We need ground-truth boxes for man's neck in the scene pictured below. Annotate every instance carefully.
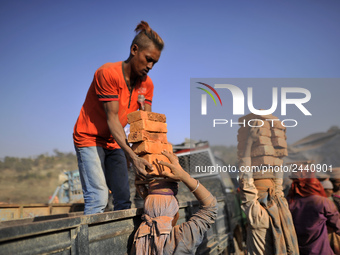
[123,59,137,86]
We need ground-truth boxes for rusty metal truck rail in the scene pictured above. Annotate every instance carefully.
[0,203,84,222]
[0,197,229,255]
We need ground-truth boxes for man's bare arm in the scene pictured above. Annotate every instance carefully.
[144,103,151,112]
[159,150,215,206]
[103,100,152,178]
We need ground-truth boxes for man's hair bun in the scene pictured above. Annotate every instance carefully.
[131,21,164,51]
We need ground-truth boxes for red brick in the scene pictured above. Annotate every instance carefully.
[237,145,276,158]
[273,158,283,166]
[127,111,166,124]
[128,130,168,143]
[274,148,288,157]
[251,145,275,157]
[140,154,172,176]
[269,120,286,130]
[251,156,275,166]
[254,136,272,146]
[130,120,167,133]
[272,137,287,148]
[238,113,286,130]
[271,128,286,139]
[237,127,271,143]
[251,156,284,166]
[237,136,273,153]
[132,141,173,155]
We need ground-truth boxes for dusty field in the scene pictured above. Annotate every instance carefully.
[0,170,61,204]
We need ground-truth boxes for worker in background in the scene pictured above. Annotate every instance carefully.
[288,171,340,255]
[131,150,217,255]
[321,179,334,200]
[330,167,340,211]
[73,21,164,214]
[329,167,340,254]
[239,125,299,255]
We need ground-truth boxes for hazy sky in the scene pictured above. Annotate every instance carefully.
[0,0,339,158]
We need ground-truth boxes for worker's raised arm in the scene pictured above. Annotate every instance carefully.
[103,100,153,179]
[159,150,215,206]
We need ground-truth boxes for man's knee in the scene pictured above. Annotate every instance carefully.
[84,189,109,214]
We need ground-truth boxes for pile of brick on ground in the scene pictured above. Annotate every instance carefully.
[127,111,172,176]
[237,113,288,174]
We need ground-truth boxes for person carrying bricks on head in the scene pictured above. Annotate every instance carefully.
[238,118,299,255]
[131,150,218,255]
[288,169,340,255]
[73,21,164,214]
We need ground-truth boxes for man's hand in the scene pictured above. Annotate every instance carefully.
[158,150,189,182]
[131,156,153,180]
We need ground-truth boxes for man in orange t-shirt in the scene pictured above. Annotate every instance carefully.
[73,21,164,214]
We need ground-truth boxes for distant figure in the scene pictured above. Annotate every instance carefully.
[321,180,334,200]
[330,167,340,212]
[238,125,299,255]
[288,174,340,255]
[131,150,217,255]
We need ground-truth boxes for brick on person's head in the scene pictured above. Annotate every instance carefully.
[271,128,287,139]
[127,111,166,124]
[132,141,172,155]
[130,119,167,133]
[128,130,168,143]
[251,145,276,157]
[237,126,271,143]
[274,148,288,157]
[140,154,172,176]
[251,156,275,166]
[272,137,287,148]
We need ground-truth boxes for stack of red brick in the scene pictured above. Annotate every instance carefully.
[127,111,173,176]
[237,113,288,168]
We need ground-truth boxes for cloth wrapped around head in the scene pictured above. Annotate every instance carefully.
[287,168,327,200]
[288,177,326,200]
[133,180,179,255]
[254,179,275,192]
[254,178,275,201]
[148,179,178,196]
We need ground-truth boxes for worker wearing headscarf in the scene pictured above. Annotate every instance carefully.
[288,171,340,255]
[132,150,217,255]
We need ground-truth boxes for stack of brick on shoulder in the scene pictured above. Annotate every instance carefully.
[237,113,288,168]
[127,111,173,176]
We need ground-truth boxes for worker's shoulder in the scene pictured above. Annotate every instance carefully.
[95,62,122,77]
[304,194,334,208]
[139,74,154,87]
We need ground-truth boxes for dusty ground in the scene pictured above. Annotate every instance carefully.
[0,170,60,204]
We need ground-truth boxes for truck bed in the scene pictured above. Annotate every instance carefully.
[0,198,230,255]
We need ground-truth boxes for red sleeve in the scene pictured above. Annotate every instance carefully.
[95,67,119,102]
[144,77,154,105]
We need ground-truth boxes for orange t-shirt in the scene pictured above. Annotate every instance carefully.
[73,61,154,149]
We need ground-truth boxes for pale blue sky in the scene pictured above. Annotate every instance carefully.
[0,0,339,158]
